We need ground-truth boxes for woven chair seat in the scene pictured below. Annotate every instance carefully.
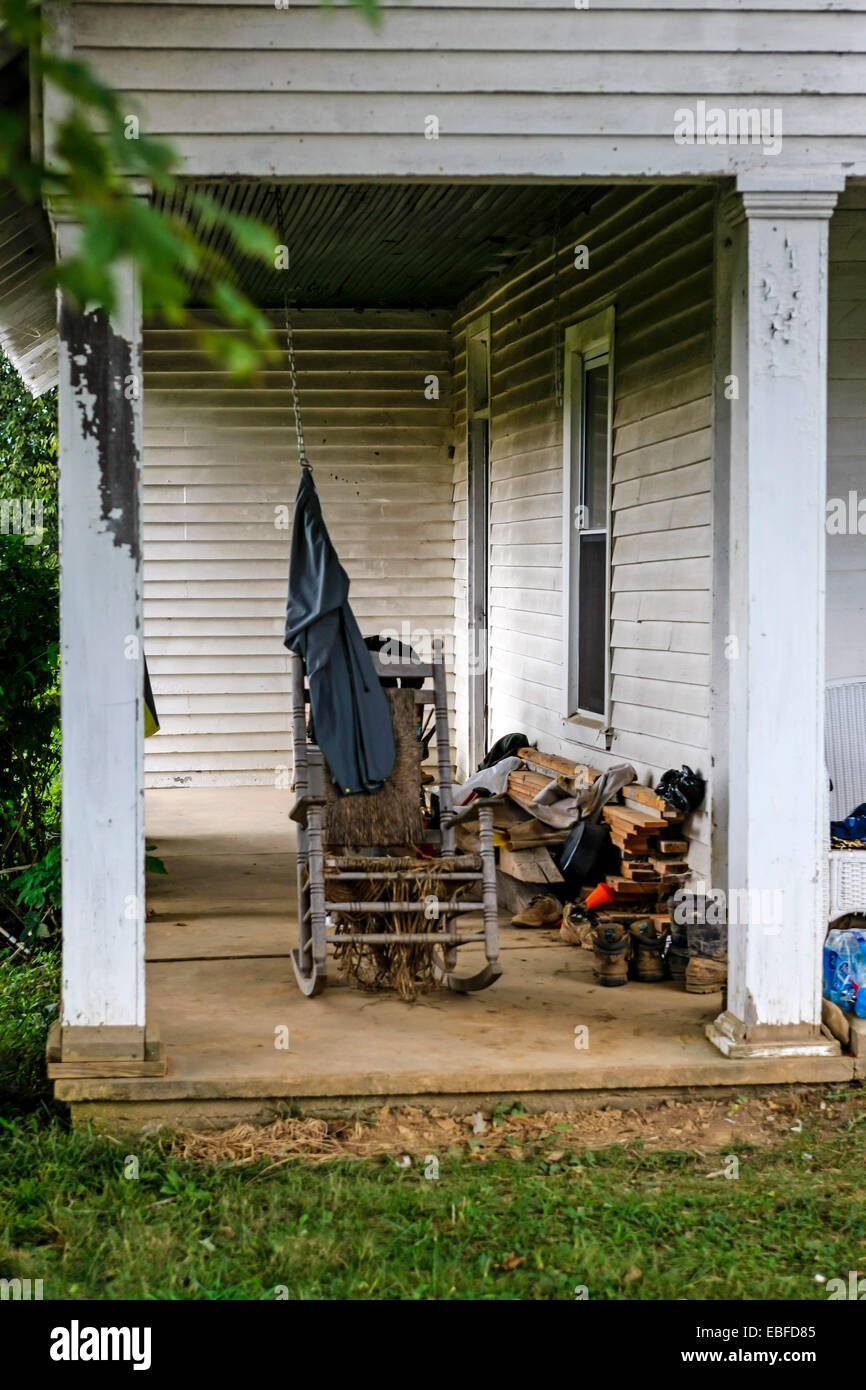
[324,853,482,873]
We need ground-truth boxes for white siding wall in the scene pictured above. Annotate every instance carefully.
[452,185,715,876]
[828,188,866,680]
[142,308,454,785]
[54,0,866,180]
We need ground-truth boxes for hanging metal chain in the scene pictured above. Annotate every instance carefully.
[276,188,310,470]
[283,286,310,470]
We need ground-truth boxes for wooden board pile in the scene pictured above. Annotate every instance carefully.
[453,744,693,915]
[489,771,566,896]
[600,784,690,912]
[469,748,597,909]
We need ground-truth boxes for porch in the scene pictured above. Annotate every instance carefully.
[50,172,866,1107]
[53,788,855,1126]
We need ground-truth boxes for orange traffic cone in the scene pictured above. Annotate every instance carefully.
[585,881,616,910]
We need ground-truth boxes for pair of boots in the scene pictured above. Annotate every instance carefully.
[591,918,667,987]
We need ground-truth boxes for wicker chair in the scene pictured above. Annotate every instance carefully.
[826,676,866,922]
[289,637,501,997]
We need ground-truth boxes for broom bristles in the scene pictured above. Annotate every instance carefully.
[330,861,477,1001]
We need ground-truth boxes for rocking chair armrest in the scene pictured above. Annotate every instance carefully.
[446,795,505,827]
[290,793,327,826]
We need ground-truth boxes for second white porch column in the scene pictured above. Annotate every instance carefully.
[708,174,843,1059]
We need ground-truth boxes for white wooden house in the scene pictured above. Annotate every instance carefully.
[2,0,865,1090]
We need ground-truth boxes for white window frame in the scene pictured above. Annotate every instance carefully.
[561,305,615,729]
[465,313,491,771]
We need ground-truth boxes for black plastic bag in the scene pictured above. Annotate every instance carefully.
[655,765,705,816]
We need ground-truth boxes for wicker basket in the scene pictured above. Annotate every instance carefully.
[826,678,866,923]
[828,849,866,921]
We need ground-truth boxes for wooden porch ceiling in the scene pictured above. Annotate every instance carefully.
[152,180,599,311]
[0,52,58,395]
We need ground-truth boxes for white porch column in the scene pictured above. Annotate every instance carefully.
[56,218,148,1064]
[708,173,843,1060]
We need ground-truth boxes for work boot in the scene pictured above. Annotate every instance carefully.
[666,919,689,984]
[666,943,690,985]
[560,903,595,949]
[629,918,667,982]
[591,920,629,986]
[685,954,727,994]
[511,895,562,929]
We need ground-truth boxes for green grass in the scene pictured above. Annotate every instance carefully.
[1,1100,864,1300]
[0,956,863,1299]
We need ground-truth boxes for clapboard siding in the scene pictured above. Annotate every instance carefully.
[827,188,866,682]
[452,184,714,871]
[142,308,455,786]
[47,1,866,180]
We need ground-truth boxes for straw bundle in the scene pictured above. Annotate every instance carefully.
[323,687,423,848]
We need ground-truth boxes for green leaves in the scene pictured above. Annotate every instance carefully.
[0,0,268,373]
[9,846,61,940]
[0,949,59,1107]
[1,0,380,375]
[0,516,60,940]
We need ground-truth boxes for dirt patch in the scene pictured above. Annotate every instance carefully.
[172,1087,862,1167]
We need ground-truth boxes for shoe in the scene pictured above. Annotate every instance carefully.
[685,954,727,994]
[560,903,595,949]
[511,895,562,929]
[629,918,667,982]
[591,920,629,986]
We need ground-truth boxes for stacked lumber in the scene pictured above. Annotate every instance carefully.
[499,846,562,884]
[622,784,682,820]
[600,800,690,907]
[506,768,552,807]
[516,747,602,791]
[494,748,604,903]
[489,795,565,849]
[483,750,694,915]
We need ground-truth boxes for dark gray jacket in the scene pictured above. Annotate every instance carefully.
[284,467,395,794]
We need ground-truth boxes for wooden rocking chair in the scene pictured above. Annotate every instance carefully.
[289,637,502,997]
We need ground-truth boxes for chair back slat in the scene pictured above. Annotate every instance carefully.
[290,641,455,849]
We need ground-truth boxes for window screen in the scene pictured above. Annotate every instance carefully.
[573,352,610,718]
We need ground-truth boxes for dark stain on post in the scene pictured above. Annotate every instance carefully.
[60,303,140,558]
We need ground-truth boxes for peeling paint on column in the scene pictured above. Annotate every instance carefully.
[758,253,801,352]
[59,303,140,559]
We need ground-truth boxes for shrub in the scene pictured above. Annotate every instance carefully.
[0,950,60,1110]
[0,352,60,946]
[0,533,60,942]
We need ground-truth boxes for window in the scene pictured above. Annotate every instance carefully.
[465,314,491,769]
[562,307,614,724]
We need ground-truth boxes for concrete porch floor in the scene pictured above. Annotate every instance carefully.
[56,788,854,1126]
